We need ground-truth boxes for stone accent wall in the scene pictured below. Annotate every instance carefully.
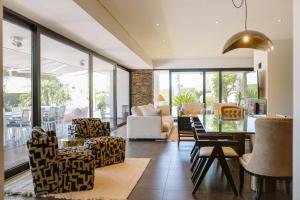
[131,70,153,106]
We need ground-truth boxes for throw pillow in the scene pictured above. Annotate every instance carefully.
[131,106,143,116]
[141,107,161,116]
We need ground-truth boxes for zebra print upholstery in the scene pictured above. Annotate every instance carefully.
[27,127,95,195]
[72,118,126,168]
[72,118,110,138]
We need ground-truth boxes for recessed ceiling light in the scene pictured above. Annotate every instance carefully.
[215,20,220,24]
[162,40,166,43]
[156,23,160,26]
[277,18,283,23]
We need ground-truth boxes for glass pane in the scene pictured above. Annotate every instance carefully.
[93,56,115,127]
[117,68,129,125]
[246,71,258,99]
[153,70,169,106]
[221,71,258,106]
[171,72,203,117]
[40,35,89,138]
[3,21,32,170]
[205,72,219,114]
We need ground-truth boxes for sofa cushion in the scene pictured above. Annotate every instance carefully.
[131,106,143,116]
[157,105,170,116]
[141,107,161,116]
[161,116,174,132]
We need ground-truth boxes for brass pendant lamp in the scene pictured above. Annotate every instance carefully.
[223,0,274,54]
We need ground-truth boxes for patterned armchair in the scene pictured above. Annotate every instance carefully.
[72,118,126,168]
[27,127,95,195]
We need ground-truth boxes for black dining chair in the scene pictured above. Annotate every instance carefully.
[190,119,240,196]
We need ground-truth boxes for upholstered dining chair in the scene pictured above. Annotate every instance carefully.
[221,105,244,120]
[239,117,292,200]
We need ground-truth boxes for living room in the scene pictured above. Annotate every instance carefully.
[1,0,300,200]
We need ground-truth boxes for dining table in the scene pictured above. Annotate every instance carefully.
[195,114,268,193]
[196,114,262,156]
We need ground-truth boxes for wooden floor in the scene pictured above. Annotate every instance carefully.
[5,126,292,200]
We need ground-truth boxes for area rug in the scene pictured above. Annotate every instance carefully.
[5,158,150,200]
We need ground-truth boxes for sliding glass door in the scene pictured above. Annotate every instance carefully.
[93,56,115,126]
[171,71,204,117]
[40,35,89,138]
[3,20,32,170]
[205,72,220,114]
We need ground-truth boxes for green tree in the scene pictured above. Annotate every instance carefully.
[41,77,71,106]
[212,73,238,103]
[173,92,197,107]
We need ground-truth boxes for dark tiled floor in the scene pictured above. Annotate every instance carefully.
[5,126,292,200]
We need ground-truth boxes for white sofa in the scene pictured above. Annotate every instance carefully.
[127,104,174,139]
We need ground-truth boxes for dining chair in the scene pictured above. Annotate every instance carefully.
[189,118,240,196]
[221,105,244,120]
[239,117,292,200]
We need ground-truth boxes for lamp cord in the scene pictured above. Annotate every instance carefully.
[232,0,248,30]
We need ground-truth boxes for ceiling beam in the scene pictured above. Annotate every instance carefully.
[73,0,153,68]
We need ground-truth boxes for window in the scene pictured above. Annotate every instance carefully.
[117,68,130,125]
[40,35,89,138]
[205,72,220,114]
[3,21,32,170]
[93,56,115,126]
[221,71,258,105]
[154,70,170,105]
[171,71,203,117]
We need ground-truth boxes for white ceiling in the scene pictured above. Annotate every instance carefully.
[3,0,151,69]
[98,0,292,60]
[3,0,293,69]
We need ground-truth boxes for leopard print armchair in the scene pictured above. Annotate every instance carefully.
[27,127,95,195]
[72,118,126,168]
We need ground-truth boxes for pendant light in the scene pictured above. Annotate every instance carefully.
[223,0,274,54]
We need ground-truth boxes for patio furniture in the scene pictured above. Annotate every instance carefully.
[6,109,31,144]
[239,117,292,200]
[72,118,126,167]
[27,127,95,195]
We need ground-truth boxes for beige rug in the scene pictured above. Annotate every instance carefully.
[5,158,150,200]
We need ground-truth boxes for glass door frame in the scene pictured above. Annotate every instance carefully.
[168,68,255,117]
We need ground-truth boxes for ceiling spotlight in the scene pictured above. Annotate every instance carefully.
[162,40,166,43]
[12,36,23,48]
[156,23,160,26]
[215,20,220,24]
[277,18,283,23]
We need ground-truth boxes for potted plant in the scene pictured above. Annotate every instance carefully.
[97,95,107,118]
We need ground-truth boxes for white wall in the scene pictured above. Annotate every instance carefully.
[254,40,293,116]
[293,0,300,199]
[117,68,130,118]
[0,0,4,198]
[267,39,293,116]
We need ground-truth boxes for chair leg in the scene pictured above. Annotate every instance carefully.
[239,164,245,193]
[255,176,263,200]
[190,149,198,163]
[190,144,197,155]
[191,154,199,171]
[192,150,217,194]
[217,148,238,196]
[191,158,207,183]
[285,178,291,195]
